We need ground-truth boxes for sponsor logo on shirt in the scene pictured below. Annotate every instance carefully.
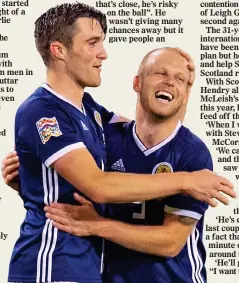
[111,159,125,172]
[36,117,62,144]
[80,121,89,131]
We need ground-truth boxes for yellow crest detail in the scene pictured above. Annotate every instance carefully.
[152,162,173,174]
[94,111,102,128]
[152,162,173,201]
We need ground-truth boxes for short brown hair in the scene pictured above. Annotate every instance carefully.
[34,3,107,66]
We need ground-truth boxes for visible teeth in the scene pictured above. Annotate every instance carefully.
[155,91,173,101]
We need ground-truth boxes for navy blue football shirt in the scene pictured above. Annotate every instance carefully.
[9,83,117,283]
[103,121,212,283]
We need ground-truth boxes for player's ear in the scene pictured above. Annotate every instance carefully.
[183,88,190,105]
[50,41,68,62]
[133,75,141,94]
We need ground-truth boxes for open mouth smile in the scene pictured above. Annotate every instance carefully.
[155,91,173,102]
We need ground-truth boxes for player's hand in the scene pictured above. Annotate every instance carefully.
[44,193,103,236]
[175,47,195,88]
[1,151,20,192]
[184,169,236,207]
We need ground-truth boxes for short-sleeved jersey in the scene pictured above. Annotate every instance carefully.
[9,84,116,283]
[103,121,212,283]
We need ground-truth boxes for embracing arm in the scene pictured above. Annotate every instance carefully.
[53,147,233,205]
[1,151,20,192]
[53,148,185,203]
[93,213,197,257]
[45,195,197,257]
[1,147,235,205]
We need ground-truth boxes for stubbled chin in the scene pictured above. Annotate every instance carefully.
[89,79,101,87]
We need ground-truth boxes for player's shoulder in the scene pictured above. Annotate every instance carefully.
[177,125,211,156]
[16,85,68,121]
[83,92,93,103]
[83,92,100,109]
[17,86,55,113]
[104,120,133,138]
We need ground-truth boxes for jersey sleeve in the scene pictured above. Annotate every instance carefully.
[84,93,119,124]
[95,102,119,124]
[16,100,85,167]
[164,148,213,220]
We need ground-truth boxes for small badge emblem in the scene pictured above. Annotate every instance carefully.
[36,117,62,144]
[94,111,102,128]
[152,162,173,174]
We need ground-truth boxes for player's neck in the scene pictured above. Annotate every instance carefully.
[135,114,180,149]
[46,68,84,109]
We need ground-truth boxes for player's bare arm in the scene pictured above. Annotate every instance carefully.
[93,213,198,257]
[53,147,235,205]
[1,151,20,192]
[44,194,197,257]
[1,147,236,206]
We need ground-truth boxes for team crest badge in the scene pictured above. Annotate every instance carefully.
[152,162,173,174]
[152,162,173,201]
[94,111,102,128]
[36,117,62,144]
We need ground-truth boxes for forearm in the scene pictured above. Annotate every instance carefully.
[94,171,186,203]
[44,198,198,257]
[54,149,186,203]
[54,148,232,206]
[93,217,188,257]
